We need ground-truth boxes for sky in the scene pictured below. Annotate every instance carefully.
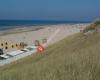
[0,0,100,21]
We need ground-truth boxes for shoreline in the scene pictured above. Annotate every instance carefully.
[0,23,89,36]
[0,26,45,36]
[0,24,88,53]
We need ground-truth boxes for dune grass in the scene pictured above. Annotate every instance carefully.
[83,20,100,33]
[0,32,100,80]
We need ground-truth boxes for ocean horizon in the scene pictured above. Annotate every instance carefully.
[0,20,90,31]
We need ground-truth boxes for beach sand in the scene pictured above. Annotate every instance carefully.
[0,24,87,53]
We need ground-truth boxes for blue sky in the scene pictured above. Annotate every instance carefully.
[0,0,100,21]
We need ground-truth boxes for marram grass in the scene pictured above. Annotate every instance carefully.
[0,32,100,80]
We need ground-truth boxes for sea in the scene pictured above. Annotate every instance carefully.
[0,20,90,31]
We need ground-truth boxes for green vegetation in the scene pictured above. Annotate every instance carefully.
[83,20,100,33]
[0,25,100,80]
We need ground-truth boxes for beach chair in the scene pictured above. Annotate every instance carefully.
[1,43,3,47]
[5,42,8,45]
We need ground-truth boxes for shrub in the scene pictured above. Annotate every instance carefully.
[94,20,100,25]
[83,20,100,33]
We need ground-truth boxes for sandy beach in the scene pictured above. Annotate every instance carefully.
[0,24,88,53]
